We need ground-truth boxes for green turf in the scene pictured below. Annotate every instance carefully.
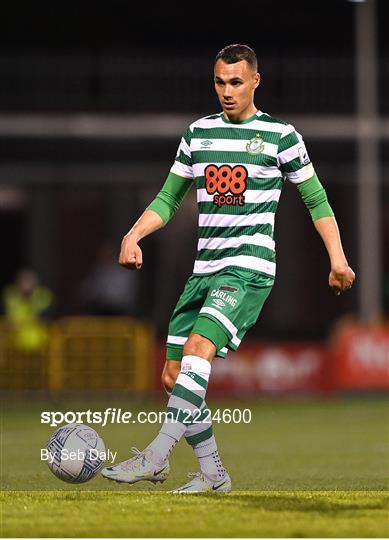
[1,490,388,537]
[1,393,388,536]
[1,394,388,491]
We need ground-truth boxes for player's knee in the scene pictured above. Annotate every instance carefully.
[183,333,215,361]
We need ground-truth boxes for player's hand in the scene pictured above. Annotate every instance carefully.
[329,264,355,296]
[119,234,143,270]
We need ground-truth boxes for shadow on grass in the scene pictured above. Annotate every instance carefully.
[5,490,388,514]
[194,492,388,513]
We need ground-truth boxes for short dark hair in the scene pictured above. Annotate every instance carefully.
[215,44,258,71]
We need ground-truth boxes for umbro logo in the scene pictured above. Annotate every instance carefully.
[212,298,225,309]
[200,140,213,148]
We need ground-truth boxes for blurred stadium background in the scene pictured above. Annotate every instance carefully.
[0,0,387,396]
[0,2,388,536]
[0,0,389,394]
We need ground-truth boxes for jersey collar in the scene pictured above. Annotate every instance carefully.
[221,110,263,125]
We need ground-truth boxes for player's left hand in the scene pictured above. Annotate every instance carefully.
[329,265,355,296]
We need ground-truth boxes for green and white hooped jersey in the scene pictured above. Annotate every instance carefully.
[170,111,315,278]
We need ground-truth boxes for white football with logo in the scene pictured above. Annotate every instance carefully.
[46,423,106,483]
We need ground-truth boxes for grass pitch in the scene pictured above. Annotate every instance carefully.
[1,393,388,537]
[2,490,388,538]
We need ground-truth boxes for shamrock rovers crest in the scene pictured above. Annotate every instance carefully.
[246,133,264,155]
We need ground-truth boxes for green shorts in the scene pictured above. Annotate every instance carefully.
[166,267,274,360]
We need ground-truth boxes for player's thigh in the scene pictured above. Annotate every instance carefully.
[166,274,209,360]
[193,268,274,352]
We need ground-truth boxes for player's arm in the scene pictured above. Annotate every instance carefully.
[119,172,192,270]
[297,173,355,295]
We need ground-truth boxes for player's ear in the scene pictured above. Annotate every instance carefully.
[254,72,260,89]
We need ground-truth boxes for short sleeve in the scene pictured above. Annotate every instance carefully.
[170,127,194,179]
[278,124,315,184]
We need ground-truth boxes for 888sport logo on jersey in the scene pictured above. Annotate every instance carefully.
[205,164,248,207]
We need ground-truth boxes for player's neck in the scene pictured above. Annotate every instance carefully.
[223,104,258,124]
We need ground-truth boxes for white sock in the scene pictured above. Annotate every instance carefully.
[146,355,211,464]
[193,435,226,481]
[145,432,177,467]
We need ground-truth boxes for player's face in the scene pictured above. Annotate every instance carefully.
[214,59,260,121]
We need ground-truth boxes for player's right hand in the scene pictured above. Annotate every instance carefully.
[329,264,355,295]
[119,234,143,270]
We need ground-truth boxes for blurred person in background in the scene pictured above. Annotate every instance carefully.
[102,44,355,493]
[79,241,139,316]
[2,269,53,353]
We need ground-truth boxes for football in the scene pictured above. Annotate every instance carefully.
[45,424,106,483]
